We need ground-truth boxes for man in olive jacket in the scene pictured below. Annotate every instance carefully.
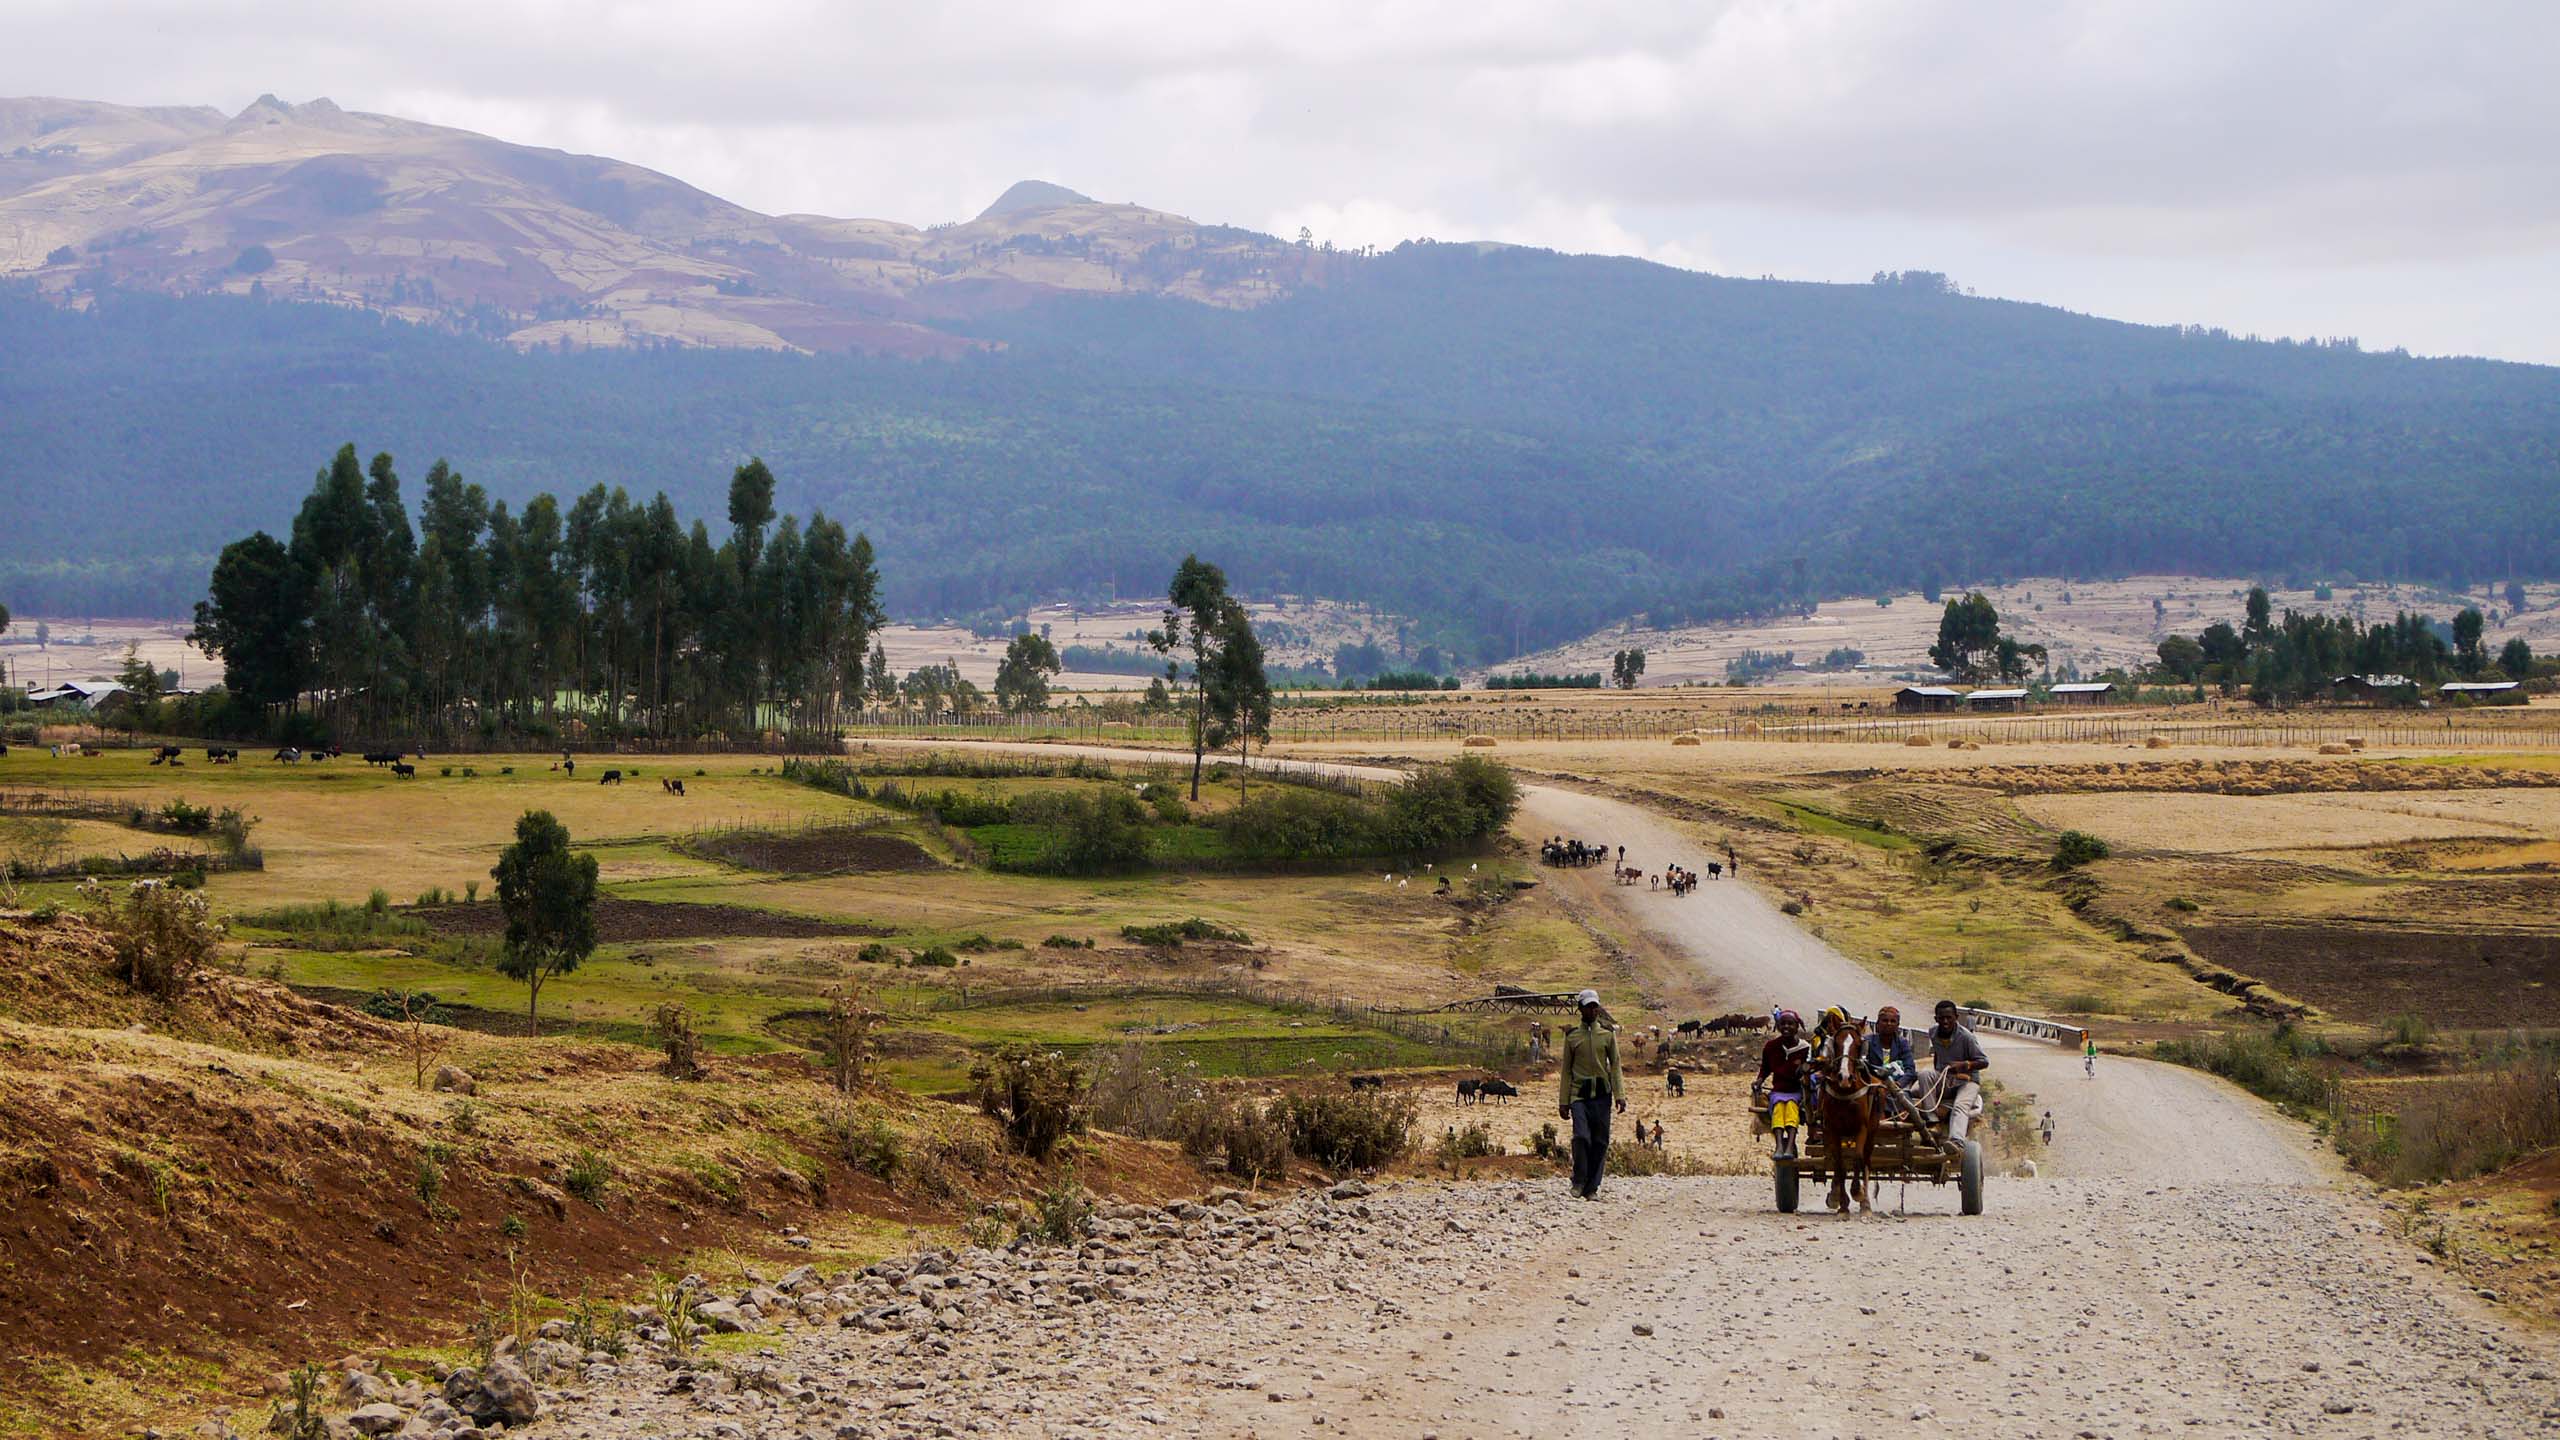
[1556,990,1628,1199]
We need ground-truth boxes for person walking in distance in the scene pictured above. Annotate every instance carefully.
[2039,1109,2056,1146]
[2084,1033,2098,1079]
[1557,990,1627,1200]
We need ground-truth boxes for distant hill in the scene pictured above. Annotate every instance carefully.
[0,96,1340,353]
[1,96,2555,660]
[977,180,1096,219]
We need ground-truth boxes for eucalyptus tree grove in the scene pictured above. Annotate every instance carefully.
[191,445,882,741]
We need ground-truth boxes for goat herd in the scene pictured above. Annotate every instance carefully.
[1541,833,1739,894]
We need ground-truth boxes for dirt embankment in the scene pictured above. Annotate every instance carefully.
[416,896,885,942]
[0,914,1189,1438]
[1937,758,2560,797]
[680,825,939,877]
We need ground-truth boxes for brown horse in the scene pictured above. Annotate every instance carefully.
[1816,1018,1884,1215]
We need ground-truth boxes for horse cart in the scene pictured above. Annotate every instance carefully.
[1752,1096,1985,1216]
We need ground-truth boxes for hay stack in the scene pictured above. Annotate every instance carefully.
[1904,733,1933,747]
[1671,734,1702,747]
[2144,735,2174,750]
[2317,742,2353,755]
[2344,736,2368,750]
[1740,720,1763,736]
[1463,735,1497,748]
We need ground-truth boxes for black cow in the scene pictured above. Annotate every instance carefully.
[1347,1074,1383,1091]
[662,777,686,796]
[1454,1078,1481,1106]
[390,762,417,778]
[1666,1068,1686,1097]
[599,770,623,785]
[563,757,576,776]
[1476,1079,1520,1103]
[206,746,239,764]
[363,751,401,766]
[150,745,182,765]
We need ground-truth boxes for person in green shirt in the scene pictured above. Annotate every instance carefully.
[1556,990,1628,1199]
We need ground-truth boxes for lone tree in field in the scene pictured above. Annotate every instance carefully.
[1150,555,1247,801]
[492,809,598,1036]
[2500,637,2535,681]
[995,631,1063,713]
[1201,598,1272,799]
[1610,647,1647,689]
[2453,607,2487,676]
[1928,592,2005,678]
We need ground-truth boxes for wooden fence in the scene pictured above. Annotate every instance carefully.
[836,707,2560,752]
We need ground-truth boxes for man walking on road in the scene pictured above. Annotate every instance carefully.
[1557,990,1627,1200]
[2085,1033,2098,1079]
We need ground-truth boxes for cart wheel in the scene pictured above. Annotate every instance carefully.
[1958,1139,1985,1215]
[1775,1164,1799,1214]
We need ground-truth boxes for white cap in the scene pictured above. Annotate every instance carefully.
[1575,989,1601,1006]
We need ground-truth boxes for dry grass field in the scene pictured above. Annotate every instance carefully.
[1506,574,2560,686]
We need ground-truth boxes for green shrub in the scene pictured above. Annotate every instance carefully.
[839,1115,903,1181]
[912,945,960,968]
[969,1045,1088,1160]
[1214,787,1382,861]
[1121,917,1250,947]
[80,877,226,999]
[1383,756,1519,854]
[1041,934,1094,950]
[1176,1094,1292,1182]
[563,1149,613,1205]
[856,941,898,964]
[158,798,213,834]
[1028,788,1154,873]
[1275,1089,1416,1171]
[1435,1122,1501,1163]
[2165,896,2200,912]
[2154,1027,2330,1116]
[2052,830,2111,870]
[1022,1169,1093,1246]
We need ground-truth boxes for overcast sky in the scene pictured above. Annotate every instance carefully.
[11,0,2557,362]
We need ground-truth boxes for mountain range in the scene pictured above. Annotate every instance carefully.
[3,95,2556,661]
[0,95,1337,353]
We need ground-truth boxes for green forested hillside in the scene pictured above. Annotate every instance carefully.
[4,243,2555,660]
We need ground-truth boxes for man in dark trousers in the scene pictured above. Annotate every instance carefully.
[1556,990,1627,1199]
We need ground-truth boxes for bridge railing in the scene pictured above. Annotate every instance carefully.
[1958,1007,2088,1048]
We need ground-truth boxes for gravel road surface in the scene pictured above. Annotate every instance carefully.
[501,738,2554,1439]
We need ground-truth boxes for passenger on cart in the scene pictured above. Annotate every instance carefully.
[1862,1004,1919,1105]
[1751,1010,1811,1131]
[1914,999,1991,1141]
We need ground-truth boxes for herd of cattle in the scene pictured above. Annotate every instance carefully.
[1341,1011,1773,1105]
[1347,1074,1524,1104]
[25,743,691,794]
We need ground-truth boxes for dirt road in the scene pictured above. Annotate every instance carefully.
[1518,785,2322,1187]
[719,739,2560,1437]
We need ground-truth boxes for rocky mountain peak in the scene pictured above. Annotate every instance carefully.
[976,179,1095,221]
